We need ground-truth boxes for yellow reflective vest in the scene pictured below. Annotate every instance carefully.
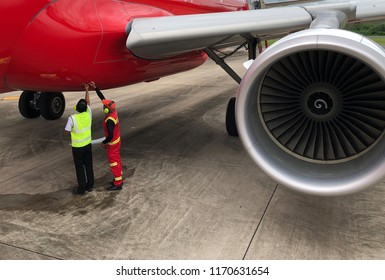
[70,108,92,148]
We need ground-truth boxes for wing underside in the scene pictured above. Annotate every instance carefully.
[126,0,385,59]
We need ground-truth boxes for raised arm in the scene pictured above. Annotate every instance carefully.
[84,83,91,105]
[89,81,106,100]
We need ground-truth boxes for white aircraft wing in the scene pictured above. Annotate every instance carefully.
[126,0,385,59]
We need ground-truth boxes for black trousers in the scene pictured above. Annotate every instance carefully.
[72,143,94,192]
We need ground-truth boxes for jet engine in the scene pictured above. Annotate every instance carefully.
[236,28,385,196]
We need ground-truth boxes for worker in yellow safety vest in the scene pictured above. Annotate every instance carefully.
[65,83,94,195]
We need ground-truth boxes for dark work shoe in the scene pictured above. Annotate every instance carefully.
[72,188,86,195]
[110,180,123,186]
[107,185,122,191]
[86,187,93,192]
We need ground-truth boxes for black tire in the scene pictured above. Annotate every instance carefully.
[226,97,238,137]
[40,92,65,120]
[18,91,40,118]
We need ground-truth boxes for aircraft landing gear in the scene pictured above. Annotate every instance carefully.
[18,91,65,120]
[40,92,65,120]
[18,90,41,118]
[204,48,242,137]
[226,97,238,137]
[205,38,259,137]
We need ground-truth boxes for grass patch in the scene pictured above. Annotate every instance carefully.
[370,36,385,45]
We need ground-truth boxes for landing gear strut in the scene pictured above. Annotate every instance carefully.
[204,38,259,137]
[18,91,65,120]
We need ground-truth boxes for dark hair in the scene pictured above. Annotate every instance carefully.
[76,99,87,113]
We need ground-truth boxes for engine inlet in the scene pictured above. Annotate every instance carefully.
[259,50,385,162]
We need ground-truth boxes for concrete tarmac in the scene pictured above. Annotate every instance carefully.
[1,53,385,260]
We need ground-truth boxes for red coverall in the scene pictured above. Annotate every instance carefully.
[103,110,123,187]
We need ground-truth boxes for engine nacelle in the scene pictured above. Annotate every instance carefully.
[236,29,385,196]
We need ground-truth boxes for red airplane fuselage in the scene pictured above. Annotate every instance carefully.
[0,0,249,93]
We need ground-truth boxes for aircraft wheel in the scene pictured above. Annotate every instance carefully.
[18,90,40,118]
[40,92,65,120]
[226,97,238,137]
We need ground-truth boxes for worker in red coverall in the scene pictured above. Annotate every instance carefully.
[89,81,123,191]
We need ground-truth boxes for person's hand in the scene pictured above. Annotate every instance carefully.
[84,83,89,90]
[89,81,96,89]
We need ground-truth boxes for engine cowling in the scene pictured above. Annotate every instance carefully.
[236,28,385,196]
